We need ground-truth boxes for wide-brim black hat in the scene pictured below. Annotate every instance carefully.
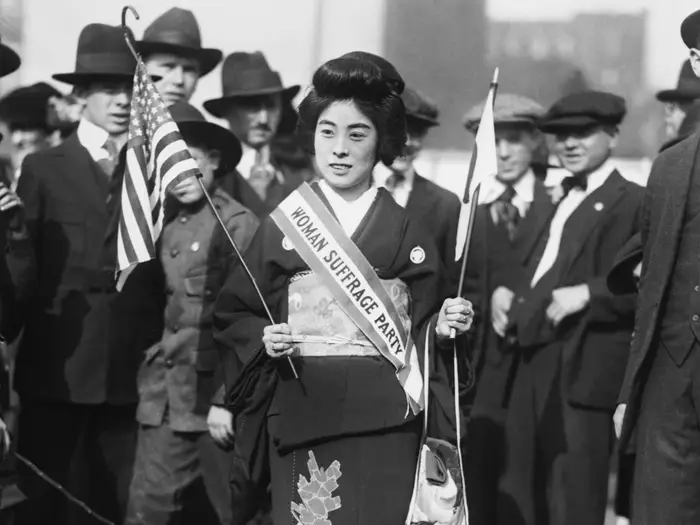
[607,233,643,296]
[169,102,242,175]
[53,23,137,86]
[203,51,300,118]
[0,40,20,79]
[0,82,63,130]
[656,60,700,102]
[137,7,222,77]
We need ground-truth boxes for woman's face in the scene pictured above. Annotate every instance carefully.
[314,100,378,193]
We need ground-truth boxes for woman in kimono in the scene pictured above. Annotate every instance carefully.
[214,55,473,525]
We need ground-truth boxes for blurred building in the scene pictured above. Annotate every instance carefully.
[489,11,655,157]
[383,0,489,150]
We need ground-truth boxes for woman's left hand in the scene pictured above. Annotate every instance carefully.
[436,297,474,340]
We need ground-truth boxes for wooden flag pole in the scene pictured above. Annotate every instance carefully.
[120,6,299,379]
[451,68,500,339]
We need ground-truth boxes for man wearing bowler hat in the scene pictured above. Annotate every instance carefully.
[615,9,700,523]
[126,102,258,525]
[0,24,165,525]
[374,86,461,272]
[137,7,222,106]
[204,51,314,218]
[496,91,642,525]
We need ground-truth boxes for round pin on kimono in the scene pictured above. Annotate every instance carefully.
[410,246,426,264]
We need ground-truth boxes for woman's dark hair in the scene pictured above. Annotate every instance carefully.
[296,57,406,166]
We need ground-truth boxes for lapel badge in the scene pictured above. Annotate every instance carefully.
[410,246,426,264]
[282,237,294,251]
[191,241,200,252]
[594,202,604,212]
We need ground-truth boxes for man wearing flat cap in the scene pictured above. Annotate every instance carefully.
[138,7,222,107]
[374,86,460,271]
[495,90,643,525]
[459,93,556,525]
[0,24,165,525]
[204,51,314,218]
[614,9,700,524]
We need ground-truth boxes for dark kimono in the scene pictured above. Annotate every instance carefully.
[214,183,459,525]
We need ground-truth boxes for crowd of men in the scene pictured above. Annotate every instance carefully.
[0,5,697,525]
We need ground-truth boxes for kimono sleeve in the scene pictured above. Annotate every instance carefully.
[213,217,287,390]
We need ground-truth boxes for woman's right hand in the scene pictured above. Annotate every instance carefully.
[263,323,295,358]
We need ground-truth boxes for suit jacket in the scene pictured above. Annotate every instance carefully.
[619,133,700,448]
[217,138,315,218]
[405,174,461,276]
[5,134,165,404]
[511,170,643,410]
[465,178,554,396]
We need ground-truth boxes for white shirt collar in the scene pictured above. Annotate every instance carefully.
[76,118,110,162]
[318,179,378,236]
[481,169,536,205]
[581,158,614,195]
[237,143,284,184]
[373,162,416,188]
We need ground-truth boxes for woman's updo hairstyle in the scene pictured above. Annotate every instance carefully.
[297,54,407,167]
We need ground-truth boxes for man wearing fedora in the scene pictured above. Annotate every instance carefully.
[0,24,165,525]
[616,9,700,524]
[374,86,461,272]
[656,59,700,149]
[137,7,222,107]
[125,102,258,525]
[204,51,314,218]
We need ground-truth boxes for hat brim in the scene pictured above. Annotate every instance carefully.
[0,44,20,79]
[51,72,136,86]
[176,120,242,175]
[539,115,620,133]
[138,42,223,77]
[682,10,700,48]
[607,235,643,296]
[406,114,439,128]
[655,87,700,102]
[203,85,301,118]
[465,117,537,132]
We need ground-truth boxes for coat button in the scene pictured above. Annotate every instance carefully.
[172,324,180,332]
[165,359,174,368]
[205,288,214,299]
[693,315,699,322]
[180,216,188,223]
[695,285,700,293]
[170,248,179,258]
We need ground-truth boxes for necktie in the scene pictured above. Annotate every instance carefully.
[97,138,120,180]
[248,147,276,201]
[491,185,519,241]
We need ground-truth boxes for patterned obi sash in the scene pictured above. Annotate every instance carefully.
[288,271,412,358]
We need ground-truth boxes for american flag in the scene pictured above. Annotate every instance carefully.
[116,60,199,291]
